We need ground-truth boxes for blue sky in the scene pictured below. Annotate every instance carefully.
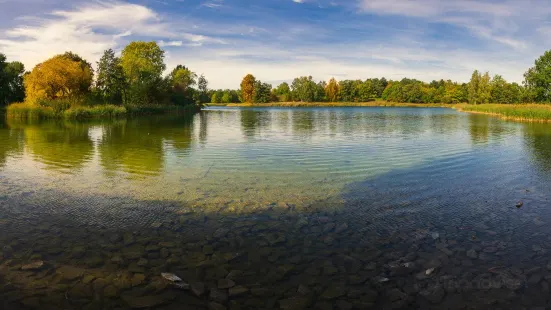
[1,0,550,89]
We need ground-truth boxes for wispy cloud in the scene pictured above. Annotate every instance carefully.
[0,0,550,89]
[0,1,223,70]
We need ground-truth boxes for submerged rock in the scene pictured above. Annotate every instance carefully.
[21,261,44,271]
[218,278,235,289]
[229,285,248,297]
[161,273,182,282]
[466,249,478,259]
[122,292,177,309]
[56,266,85,281]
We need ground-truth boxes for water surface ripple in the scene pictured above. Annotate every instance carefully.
[1,107,551,309]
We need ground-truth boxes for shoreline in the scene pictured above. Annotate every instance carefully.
[454,104,551,123]
[224,101,450,108]
[6,104,201,120]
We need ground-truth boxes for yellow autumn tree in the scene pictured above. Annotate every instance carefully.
[325,78,340,102]
[24,54,93,104]
[240,74,256,103]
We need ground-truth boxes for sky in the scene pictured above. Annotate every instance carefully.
[1,0,550,89]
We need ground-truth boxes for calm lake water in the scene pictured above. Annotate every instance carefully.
[1,107,551,309]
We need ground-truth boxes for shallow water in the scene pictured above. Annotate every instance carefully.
[1,107,551,309]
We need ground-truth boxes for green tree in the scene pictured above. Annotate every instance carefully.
[524,50,551,102]
[253,81,272,103]
[273,82,291,102]
[478,72,492,104]
[169,65,197,105]
[211,92,220,103]
[468,70,481,104]
[240,74,256,103]
[291,76,318,102]
[121,42,165,84]
[121,41,167,105]
[490,75,507,103]
[221,91,232,103]
[0,55,26,105]
[339,80,359,102]
[196,74,209,104]
[96,49,127,104]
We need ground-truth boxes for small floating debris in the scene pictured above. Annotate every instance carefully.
[431,232,440,240]
[516,201,524,208]
[425,268,435,276]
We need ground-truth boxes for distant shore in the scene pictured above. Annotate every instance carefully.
[223,101,450,108]
[212,102,551,123]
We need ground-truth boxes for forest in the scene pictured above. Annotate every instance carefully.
[1,41,207,119]
[3,45,551,116]
[214,50,551,105]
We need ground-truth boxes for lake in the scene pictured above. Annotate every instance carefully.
[1,106,551,309]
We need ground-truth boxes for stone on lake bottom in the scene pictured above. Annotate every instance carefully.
[229,285,248,297]
[218,278,235,289]
[21,261,44,271]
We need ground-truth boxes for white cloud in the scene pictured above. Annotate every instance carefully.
[357,0,551,51]
[158,40,183,47]
[0,1,222,71]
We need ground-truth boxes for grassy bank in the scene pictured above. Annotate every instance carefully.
[7,103,200,120]
[226,101,450,108]
[454,104,551,122]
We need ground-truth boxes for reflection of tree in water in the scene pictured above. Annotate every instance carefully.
[468,114,513,145]
[99,116,196,176]
[239,109,271,138]
[199,112,207,144]
[7,119,94,171]
[523,123,551,173]
[0,121,24,167]
[468,114,491,144]
[292,111,314,136]
[162,115,196,153]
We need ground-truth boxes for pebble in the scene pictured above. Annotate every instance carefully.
[218,278,235,289]
[229,286,248,297]
[21,260,44,271]
[466,249,478,259]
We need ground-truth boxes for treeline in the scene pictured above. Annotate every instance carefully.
[0,55,25,106]
[210,49,551,105]
[1,41,209,114]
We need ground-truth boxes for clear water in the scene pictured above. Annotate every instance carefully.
[1,107,551,309]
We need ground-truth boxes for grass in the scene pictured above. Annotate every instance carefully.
[226,101,450,108]
[63,105,127,120]
[7,102,200,120]
[454,104,551,122]
[6,102,56,119]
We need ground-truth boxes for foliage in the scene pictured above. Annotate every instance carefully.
[524,50,551,102]
[240,74,256,103]
[24,54,93,104]
[291,76,321,102]
[168,65,197,106]
[197,74,209,104]
[273,82,291,102]
[96,49,127,104]
[0,54,26,105]
[121,41,167,105]
[253,81,272,103]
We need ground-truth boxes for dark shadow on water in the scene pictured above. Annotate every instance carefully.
[3,149,551,309]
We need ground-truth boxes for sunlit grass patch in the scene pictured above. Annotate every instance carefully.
[455,104,551,122]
